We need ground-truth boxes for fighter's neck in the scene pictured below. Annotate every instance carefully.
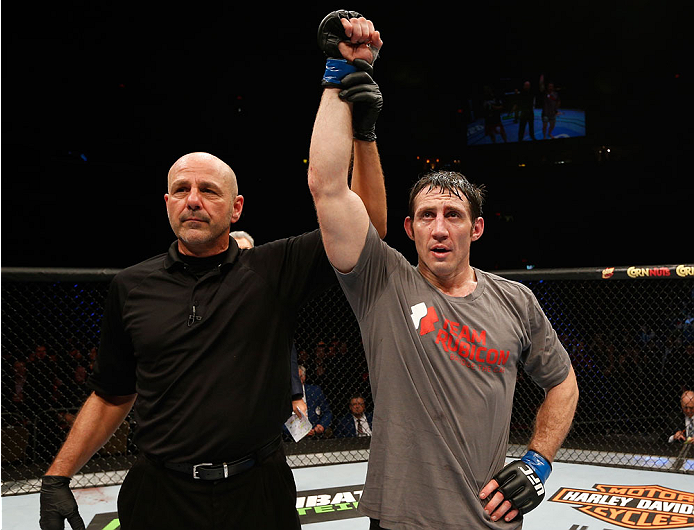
[418,264,478,298]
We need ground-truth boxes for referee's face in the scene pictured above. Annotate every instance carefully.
[166,155,243,257]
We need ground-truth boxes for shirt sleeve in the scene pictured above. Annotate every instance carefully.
[250,229,338,310]
[521,288,571,390]
[335,223,398,321]
[88,275,137,396]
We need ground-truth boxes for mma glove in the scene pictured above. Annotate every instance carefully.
[492,450,551,515]
[40,475,86,530]
[318,9,379,86]
[317,10,382,141]
[338,71,383,142]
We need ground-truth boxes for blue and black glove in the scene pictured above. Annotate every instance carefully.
[317,10,382,141]
[492,450,551,515]
[317,9,377,84]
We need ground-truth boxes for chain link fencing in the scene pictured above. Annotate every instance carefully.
[2,264,693,495]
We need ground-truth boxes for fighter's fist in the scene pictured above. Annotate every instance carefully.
[493,451,551,515]
[337,17,381,68]
[318,10,382,84]
[317,10,364,59]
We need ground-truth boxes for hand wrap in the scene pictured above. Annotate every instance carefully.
[40,475,86,530]
[492,450,551,515]
[338,71,383,141]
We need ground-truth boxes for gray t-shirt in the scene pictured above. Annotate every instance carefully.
[336,224,571,529]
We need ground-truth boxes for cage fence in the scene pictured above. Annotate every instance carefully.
[2,264,693,495]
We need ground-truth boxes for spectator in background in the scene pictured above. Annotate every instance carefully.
[313,341,330,386]
[87,346,98,372]
[290,344,307,419]
[329,339,355,408]
[668,390,694,443]
[335,393,373,438]
[298,365,332,438]
[30,344,62,408]
[67,365,90,407]
[230,230,254,249]
[6,359,31,422]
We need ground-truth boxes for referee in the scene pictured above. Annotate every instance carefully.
[39,148,385,528]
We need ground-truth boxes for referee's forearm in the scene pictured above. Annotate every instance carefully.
[46,391,136,477]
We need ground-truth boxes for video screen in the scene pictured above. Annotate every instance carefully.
[466,75,586,146]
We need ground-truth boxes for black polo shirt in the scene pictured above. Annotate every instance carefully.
[88,230,335,463]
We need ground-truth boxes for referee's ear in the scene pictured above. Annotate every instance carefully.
[230,194,244,224]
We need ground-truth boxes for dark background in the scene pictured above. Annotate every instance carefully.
[2,2,691,271]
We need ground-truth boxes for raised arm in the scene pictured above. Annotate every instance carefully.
[308,12,384,272]
[351,139,387,238]
[308,90,369,273]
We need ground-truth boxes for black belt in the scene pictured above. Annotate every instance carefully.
[162,436,282,480]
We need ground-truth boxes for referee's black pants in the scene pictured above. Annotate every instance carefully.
[117,445,300,530]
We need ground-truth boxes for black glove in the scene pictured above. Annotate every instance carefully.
[339,71,383,142]
[492,451,551,515]
[317,10,378,86]
[317,9,364,59]
[40,475,86,530]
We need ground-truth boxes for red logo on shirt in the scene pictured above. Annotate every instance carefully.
[419,306,439,335]
[410,303,510,372]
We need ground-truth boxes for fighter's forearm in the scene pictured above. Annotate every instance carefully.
[46,391,136,477]
[528,366,579,462]
[351,139,387,238]
[308,89,353,200]
[308,89,371,273]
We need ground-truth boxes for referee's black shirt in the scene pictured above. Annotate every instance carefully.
[88,230,335,463]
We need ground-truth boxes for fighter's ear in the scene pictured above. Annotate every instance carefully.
[404,216,415,241]
[471,217,484,241]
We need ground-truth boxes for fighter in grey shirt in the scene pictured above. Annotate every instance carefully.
[308,11,579,530]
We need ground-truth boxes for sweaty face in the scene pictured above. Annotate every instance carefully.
[165,155,241,256]
[405,187,483,283]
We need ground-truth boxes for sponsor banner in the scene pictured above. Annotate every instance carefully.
[550,484,694,529]
[296,484,365,524]
[601,265,694,280]
[85,485,366,529]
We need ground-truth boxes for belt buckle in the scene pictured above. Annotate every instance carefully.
[192,462,213,480]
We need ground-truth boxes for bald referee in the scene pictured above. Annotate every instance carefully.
[40,144,386,527]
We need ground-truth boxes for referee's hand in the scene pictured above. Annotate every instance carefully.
[40,475,86,530]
